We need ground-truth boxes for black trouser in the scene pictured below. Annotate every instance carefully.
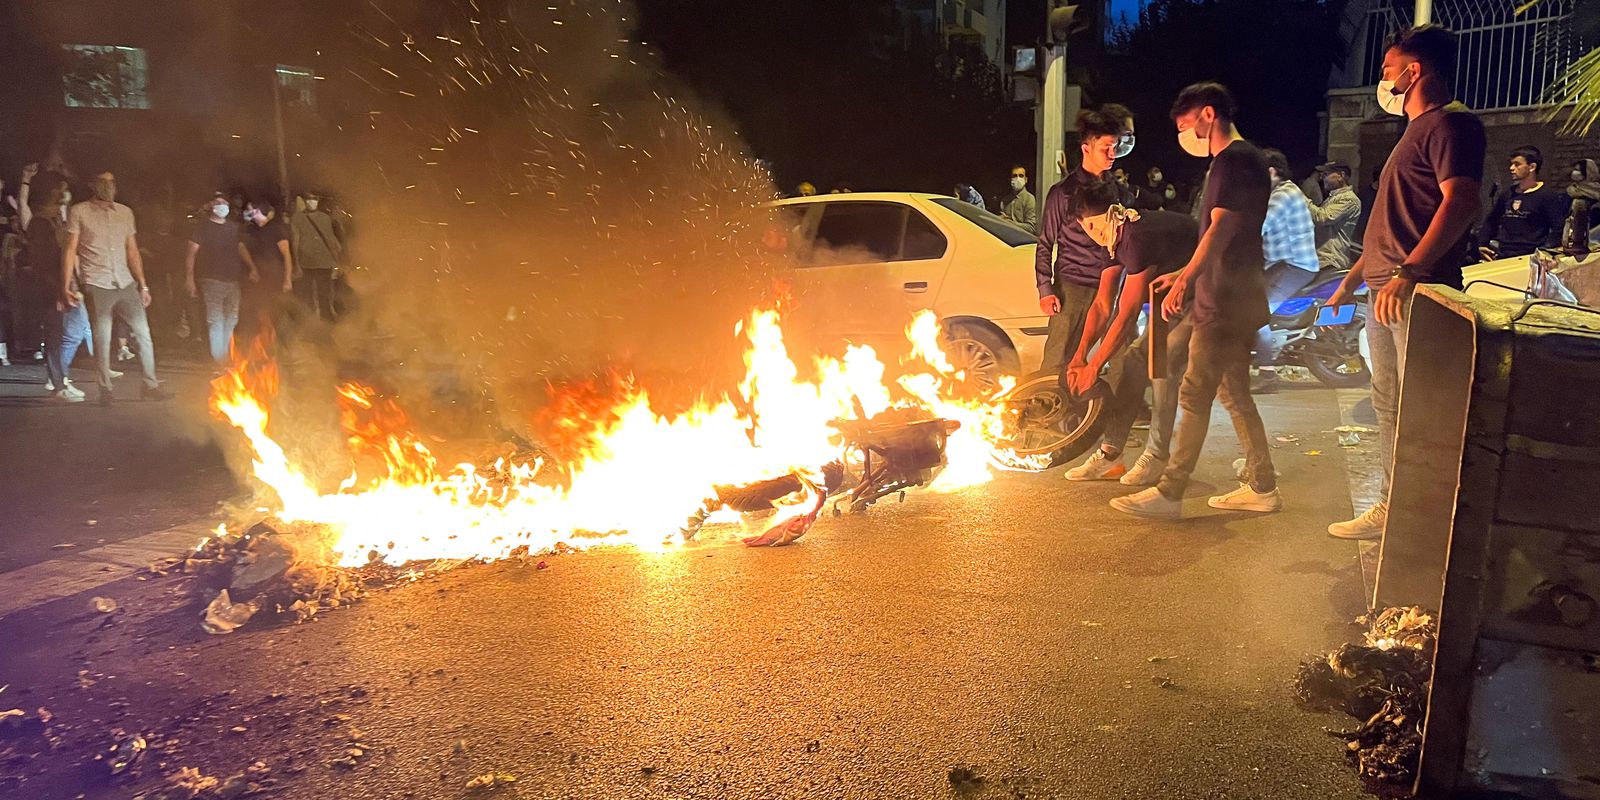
[1156,319,1276,500]
[1039,282,1100,373]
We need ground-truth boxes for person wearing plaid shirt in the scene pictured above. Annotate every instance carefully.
[1254,148,1320,391]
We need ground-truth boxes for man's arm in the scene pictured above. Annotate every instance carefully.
[1477,187,1505,249]
[1070,266,1124,366]
[1095,269,1154,368]
[1023,195,1039,233]
[239,241,260,282]
[126,234,152,307]
[1543,191,1569,248]
[278,239,295,289]
[61,233,81,305]
[185,241,201,297]
[1155,206,1240,319]
[1035,187,1061,300]
[1374,176,1482,325]
[17,172,33,232]
[1306,190,1356,226]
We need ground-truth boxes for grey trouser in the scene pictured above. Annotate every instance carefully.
[83,284,158,391]
[1100,324,1184,461]
[1039,282,1100,373]
[1365,298,1408,498]
[1157,319,1275,499]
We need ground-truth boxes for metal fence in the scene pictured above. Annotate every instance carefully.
[1357,0,1583,111]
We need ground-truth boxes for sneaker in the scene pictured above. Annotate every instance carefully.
[1329,502,1388,540]
[52,389,85,404]
[1109,487,1182,519]
[117,346,136,362]
[108,369,125,379]
[1065,449,1127,481]
[141,384,174,401]
[1208,483,1283,513]
[45,378,57,392]
[1121,452,1167,486]
[62,382,86,400]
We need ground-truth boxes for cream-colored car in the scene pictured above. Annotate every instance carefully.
[767,192,1045,392]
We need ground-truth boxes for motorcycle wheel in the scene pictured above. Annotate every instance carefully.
[1303,336,1371,388]
[993,370,1107,465]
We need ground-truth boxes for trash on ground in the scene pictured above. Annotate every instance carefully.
[91,597,118,614]
[104,731,148,774]
[201,589,260,635]
[51,543,77,550]
[466,773,518,792]
[1304,450,1324,456]
[1295,606,1437,796]
[166,766,221,797]
[1338,432,1362,447]
[1334,425,1376,434]
[1151,676,1178,689]
[1275,435,1300,444]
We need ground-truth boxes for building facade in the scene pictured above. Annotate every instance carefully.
[895,0,1008,67]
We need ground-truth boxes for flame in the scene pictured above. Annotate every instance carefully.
[210,309,1048,566]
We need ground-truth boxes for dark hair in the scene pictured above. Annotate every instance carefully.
[1386,24,1458,88]
[1011,164,1028,174]
[249,198,277,215]
[1510,145,1542,172]
[1076,109,1124,141]
[1262,148,1291,179]
[1170,82,1236,122]
[1069,178,1124,220]
[1101,103,1133,128]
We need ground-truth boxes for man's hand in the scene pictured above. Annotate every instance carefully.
[282,278,293,292]
[60,289,80,309]
[1152,271,1189,321]
[248,269,260,284]
[21,163,38,183]
[1065,360,1098,396]
[139,286,152,309]
[1372,277,1415,326]
[1326,284,1352,309]
[186,278,198,299]
[1039,294,1061,316]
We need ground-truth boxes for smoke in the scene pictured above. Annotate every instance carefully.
[291,0,787,443]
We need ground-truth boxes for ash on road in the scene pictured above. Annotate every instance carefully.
[0,390,1373,799]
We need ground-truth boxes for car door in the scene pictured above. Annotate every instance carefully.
[789,200,951,343]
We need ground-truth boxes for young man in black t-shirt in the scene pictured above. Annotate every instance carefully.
[1477,145,1565,261]
[185,194,259,365]
[1061,179,1198,487]
[1111,82,1280,520]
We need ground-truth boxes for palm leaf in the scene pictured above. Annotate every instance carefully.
[1543,45,1600,137]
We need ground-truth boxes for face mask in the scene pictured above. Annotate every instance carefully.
[93,182,115,202]
[1164,187,1177,200]
[1009,177,1026,191]
[1150,171,1163,184]
[1178,118,1212,159]
[1113,132,1136,159]
[1376,65,1415,117]
[60,192,72,205]
[213,204,230,219]
[306,199,320,211]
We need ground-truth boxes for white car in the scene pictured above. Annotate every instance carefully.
[766,192,1045,392]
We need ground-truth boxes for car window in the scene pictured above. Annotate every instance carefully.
[931,198,1037,247]
[810,202,906,266]
[901,208,948,260]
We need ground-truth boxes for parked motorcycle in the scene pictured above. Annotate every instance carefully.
[1258,269,1370,388]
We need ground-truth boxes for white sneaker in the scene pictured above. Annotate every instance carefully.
[52,389,85,404]
[1121,452,1166,486]
[1329,502,1388,540]
[107,369,124,379]
[1109,487,1181,519]
[1208,483,1283,513]
[1065,449,1127,481]
[62,381,86,400]
[45,378,57,392]
[117,346,136,362]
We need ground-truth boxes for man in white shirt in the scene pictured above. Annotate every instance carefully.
[63,172,171,404]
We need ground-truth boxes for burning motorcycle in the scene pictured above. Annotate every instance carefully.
[1257,269,1370,388]
[986,371,1107,465]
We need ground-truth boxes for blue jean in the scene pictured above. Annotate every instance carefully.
[201,279,242,365]
[45,302,93,389]
[1365,299,1408,498]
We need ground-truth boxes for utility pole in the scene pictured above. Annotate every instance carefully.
[271,71,291,213]
[1038,2,1087,193]
[1414,0,1432,26]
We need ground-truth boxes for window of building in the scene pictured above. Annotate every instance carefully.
[276,65,317,109]
[62,45,150,109]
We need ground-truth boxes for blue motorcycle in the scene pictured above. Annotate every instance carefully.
[1258,269,1370,388]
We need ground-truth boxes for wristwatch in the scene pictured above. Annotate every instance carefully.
[1392,264,1425,282]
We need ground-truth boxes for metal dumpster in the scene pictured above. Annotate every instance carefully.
[1373,286,1600,797]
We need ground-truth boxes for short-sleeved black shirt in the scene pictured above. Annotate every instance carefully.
[1362,103,1487,289]
[190,219,246,283]
[1116,210,1198,278]
[244,220,290,286]
[1193,139,1270,330]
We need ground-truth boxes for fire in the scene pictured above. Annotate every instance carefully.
[210,309,1049,566]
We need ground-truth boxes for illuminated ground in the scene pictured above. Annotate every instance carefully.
[0,366,1374,799]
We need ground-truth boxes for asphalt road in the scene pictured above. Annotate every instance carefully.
[0,385,1377,799]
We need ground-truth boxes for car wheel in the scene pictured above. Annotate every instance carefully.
[993,370,1107,465]
[945,322,1021,396]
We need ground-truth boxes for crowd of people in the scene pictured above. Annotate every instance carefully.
[0,160,349,405]
[1027,22,1600,540]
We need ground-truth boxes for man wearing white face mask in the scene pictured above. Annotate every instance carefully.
[999,165,1039,234]
[1110,82,1279,520]
[1324,25,1485,540]
[290,191,344,321]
